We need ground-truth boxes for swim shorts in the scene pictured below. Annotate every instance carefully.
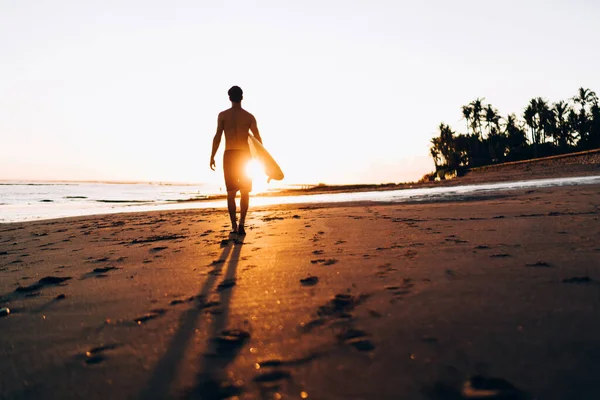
[223,150,252,192]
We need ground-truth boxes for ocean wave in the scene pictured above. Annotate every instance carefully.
[0,183,74,186]
[95,199,154,204]
[166,196,211,202]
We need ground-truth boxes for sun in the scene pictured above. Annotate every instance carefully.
[246,159,269,193]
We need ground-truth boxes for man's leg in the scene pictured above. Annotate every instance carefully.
[227,190,237,232]
[238,189,250,234]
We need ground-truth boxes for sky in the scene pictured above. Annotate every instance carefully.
[1,0,599,185]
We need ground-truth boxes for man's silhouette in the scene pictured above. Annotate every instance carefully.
[210,86,262,235]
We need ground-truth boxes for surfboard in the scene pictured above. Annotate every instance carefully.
[248,134,284,182]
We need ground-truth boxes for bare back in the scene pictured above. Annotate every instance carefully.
[218,107,260,151]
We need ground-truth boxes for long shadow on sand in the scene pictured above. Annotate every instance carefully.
[138,233,244,399]
[186,236,247,399]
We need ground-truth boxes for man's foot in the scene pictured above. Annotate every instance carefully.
[237,226,246,235]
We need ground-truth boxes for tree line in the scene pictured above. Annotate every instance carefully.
[429,87,600,179]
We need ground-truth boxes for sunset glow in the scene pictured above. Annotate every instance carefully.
[245,159,270,193]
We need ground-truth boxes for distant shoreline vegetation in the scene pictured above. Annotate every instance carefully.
[427,87,600,180]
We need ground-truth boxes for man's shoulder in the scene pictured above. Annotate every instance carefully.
[243,109,256,120]
[218,107,255,120]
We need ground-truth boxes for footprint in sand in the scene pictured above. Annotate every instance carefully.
[445,237,468,244]
[299,318,327,333]
[150,246,168,253]
[200,301,222,314]
[256,353,322,369]
[210,329,250,356]
[300,276,319,286]
[375,263,397,278]
[217,279,237,291]
[404,249,418,260]
[317,293,369,318]
[310,258,338,265]
[253,370,292,392]
[336,328,375,352]
[385,278,415,297]
[133,308,167,325]
[77,343,123,365]
[130,234,186,245]
[92,266,120,274]
[15,276,72,293]
[526,261,551,267]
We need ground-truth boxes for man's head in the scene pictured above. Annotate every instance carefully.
[228,86,243,103]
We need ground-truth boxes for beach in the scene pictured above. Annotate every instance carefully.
[1,178,600,399]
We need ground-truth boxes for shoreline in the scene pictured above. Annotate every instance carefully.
[2,157,599,224]
[188,157,600,202]
[2,173,599,225]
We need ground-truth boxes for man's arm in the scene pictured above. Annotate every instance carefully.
[210,114,224,170]
[250,114,262,144]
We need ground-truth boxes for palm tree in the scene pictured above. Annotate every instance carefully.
[430,137,442,168]
[572,87,598,148]
[482,104,503,162]
[462,105,472,136]
[552,101,571,150]
[590,102,600,148]
[484,104,501,137]
[433,123,461,172]
[504,113,528,160]
[523,99,538,144]
[470,98,485,138]
[573,87,598,112]
[567,109,580,146]
[535,97,553,144]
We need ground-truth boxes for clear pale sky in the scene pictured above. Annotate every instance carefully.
[1,0,599,185]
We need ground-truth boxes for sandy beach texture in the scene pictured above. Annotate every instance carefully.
[1,181,600,399]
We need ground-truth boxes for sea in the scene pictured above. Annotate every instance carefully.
[2,175,600,223]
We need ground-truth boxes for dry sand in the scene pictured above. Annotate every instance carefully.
[1,182,600,399]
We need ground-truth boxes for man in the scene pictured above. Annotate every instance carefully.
[210,86,262,235]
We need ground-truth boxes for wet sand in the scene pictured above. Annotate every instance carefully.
[1,182,600,399]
